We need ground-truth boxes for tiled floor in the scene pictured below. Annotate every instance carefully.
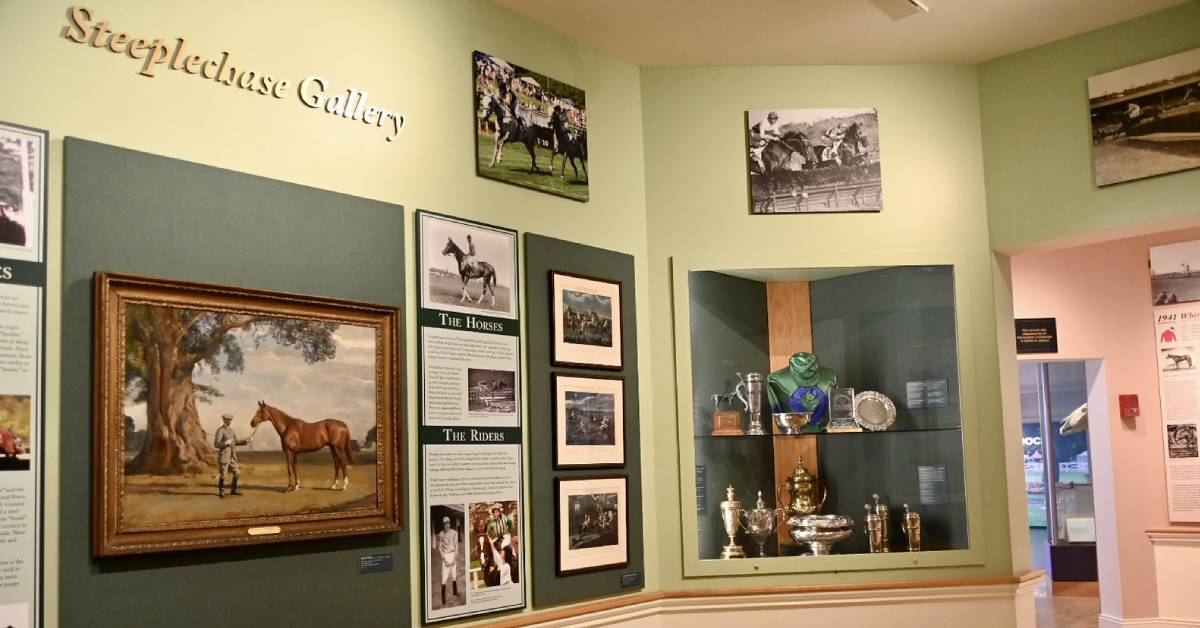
[1029,527,1100,628]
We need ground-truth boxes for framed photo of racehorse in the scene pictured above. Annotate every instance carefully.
[555,475,628,575]
[553,374,625,469]
[419,211,518,320]
[92,272,402,556]
[473,50,589,202]
[550,271,623,369]
[747,108,883,214]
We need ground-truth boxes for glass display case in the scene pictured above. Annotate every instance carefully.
[672,253,987,577]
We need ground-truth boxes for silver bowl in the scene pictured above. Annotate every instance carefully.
[786,514,854,555]
[773,412,812,435]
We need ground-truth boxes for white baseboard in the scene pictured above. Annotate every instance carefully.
[517,580,1038,628]
[1100,614,1200,628]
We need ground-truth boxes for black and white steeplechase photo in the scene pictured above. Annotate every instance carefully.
[551,271,623,369]
[1089,46,1200,187]
[747,108,882,214]
[565,391,616,446]
[427,504,466,611]
[467,368,516,414]
[555,476,628,575]
[554,374,625,468]
[0,122,44,262]
[474,51,588,202]
[568,493,620,549]
[1167,424,1198,459]
[420,212,518,319]
[1150,238,1200,306]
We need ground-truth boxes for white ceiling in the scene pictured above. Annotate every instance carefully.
[490,0,1191,66]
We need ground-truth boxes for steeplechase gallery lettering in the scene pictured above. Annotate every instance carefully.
[60,6,407,142]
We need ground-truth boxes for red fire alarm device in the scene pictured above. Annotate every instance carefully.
[1119,394,1140,419]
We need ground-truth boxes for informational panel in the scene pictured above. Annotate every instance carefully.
[525,233,644,607]
[62,138,408,628]
[1152,303,1200,522]
[417,211,525,623]
[1151,240,1200,522]
[0,121,46,628]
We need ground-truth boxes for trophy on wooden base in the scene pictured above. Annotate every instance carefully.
[710,393,744,436]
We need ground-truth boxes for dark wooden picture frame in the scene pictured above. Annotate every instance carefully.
[554,475,629,576]
[552,373,626,469]
[93,272,403,556]
[549,270,624,370]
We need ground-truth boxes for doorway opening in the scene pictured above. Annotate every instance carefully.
[1019,360,1101,626]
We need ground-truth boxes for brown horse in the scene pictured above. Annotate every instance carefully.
[249,401,354,492]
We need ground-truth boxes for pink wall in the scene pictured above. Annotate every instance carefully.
[1010,227,1200,619]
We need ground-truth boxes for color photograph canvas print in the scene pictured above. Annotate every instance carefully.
[1089,46,1200,186]
[93,273,402,555]
[747,108,882,214]
[474,50,588,201]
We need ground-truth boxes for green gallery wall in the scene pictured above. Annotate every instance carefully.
[640,63,1016,589]
[980,1,1200,253]
[0,0,1198,625]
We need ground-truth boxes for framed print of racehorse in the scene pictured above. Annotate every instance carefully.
[92,272,402,556]
[473,50,589,202]
[746,108,883,214]
[419,211,518,320]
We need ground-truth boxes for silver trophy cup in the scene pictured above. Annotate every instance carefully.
[735,372,767,436]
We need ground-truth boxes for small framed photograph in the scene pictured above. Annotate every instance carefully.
[550,271,623,369]
[553,374,625,469]
[555,476,628,575]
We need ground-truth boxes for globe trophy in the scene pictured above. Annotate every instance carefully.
[740,490,780,558]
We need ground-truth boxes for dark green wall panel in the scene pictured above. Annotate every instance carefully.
[61,138,408,628]
[524,233,643,607]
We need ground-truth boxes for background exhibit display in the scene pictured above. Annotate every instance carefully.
[418,211,526,623]
[473,51,589,202]
[746,108,883,214]
[92,273,403,555]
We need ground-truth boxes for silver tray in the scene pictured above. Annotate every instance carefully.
[853,390,896,431]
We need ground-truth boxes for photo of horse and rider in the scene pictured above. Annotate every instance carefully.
[562,289,613,348]
[420,212,517,319]
[0,129,32,251]
[467,368,516,414]
[118,302,381,528]
[468,501,520,590]
[568,492,620,550]
[0,394,31,471]
[746,108,882,214]
[474,50,589,202]
[1088,46,1200,187]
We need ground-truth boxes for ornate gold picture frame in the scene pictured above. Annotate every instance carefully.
[93,272,402,556]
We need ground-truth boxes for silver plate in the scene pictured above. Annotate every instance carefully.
[853,390,896,431]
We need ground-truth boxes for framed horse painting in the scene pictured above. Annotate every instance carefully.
[92,272,402,556]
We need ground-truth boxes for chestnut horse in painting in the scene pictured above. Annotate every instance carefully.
[250,401,355,491]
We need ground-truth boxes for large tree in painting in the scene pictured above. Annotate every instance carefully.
[124,304,339,475]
